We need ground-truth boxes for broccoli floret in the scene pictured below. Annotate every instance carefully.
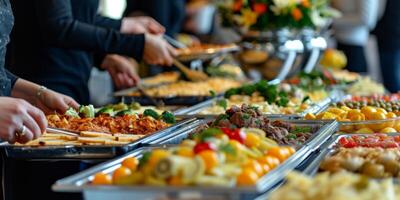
[79,105,95,118]
[241,84,257,96]
[65,107,80,118]
[256,80,269,93]
[143,109,160,119]
[161,111,176,124]
[96,107,114,116]
[115,109,135,116]
[224,88,240,98]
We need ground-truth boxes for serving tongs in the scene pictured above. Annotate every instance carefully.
[136,84,165,107]
[173,59,209,82]
[46,127,80,137]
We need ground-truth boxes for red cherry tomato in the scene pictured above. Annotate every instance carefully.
[193,142,216,154]
[222,128,246,144]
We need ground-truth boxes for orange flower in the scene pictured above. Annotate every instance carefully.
[301,0,311,8]
[241,9,259,27]
[233,0,243,12]
[252,3,268,14]
[291,8,303,21]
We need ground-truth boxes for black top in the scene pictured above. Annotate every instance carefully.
[374,0,400,50]
[0,0,18,96]
[124,0,185,37]
[6,0,145,104]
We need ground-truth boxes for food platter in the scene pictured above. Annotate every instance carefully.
[52,118,338,200]
[115,77,242,106]
[0,118,197,159]
[302,133,400,178]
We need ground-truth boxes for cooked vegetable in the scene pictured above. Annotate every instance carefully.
[129,102,141,110]
[112,102,129,111]
[115,109,135,116]
[96,107,114,116]
[65,107,80,118]
[143,109,160,119]
[79,105,95,118]
[160,111,176,124]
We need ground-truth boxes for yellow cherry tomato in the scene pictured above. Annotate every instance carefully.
[265,147,289,162]
[327,107,346,115]
[376,108,388,115]
[258,155,281,169]
[121,157,139,171]
[304,113,316,120]
[340,106,351,112]
[244,133,261,147]
[243,159,264,177]
[361,106,377,119]
[236,168,259,186]
[112,166,132,183]
[198,150,219,173]
[387,112,397,118]
[369,112,387,120]
[355,127,374,134]
[380,127,397,133]
[92,172,112,185]
[284,146,296,155]
[176,146,194,158]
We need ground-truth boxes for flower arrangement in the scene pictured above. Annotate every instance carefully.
[218,0,340,31]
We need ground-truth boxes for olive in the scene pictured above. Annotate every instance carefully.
[361,162,385,178]
[386,107,393,112]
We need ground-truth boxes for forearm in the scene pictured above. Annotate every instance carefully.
[11,79,42,105]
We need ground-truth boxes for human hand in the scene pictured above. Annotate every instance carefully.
[101,54,140,89]
[0,97,47,144]
[35,88,80,114]
[121,16,165,34]
[143,34,177,66]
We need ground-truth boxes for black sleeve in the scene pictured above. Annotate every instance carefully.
[6,70,18,89]
[34,0,144,60]
[94,15,122,30]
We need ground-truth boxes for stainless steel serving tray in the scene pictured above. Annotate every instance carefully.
[52,120,338,200]
[302,133,400,176]
[174,96,332,119]
[0,118,198,160]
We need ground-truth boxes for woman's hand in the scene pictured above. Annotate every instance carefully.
[101,54,140,89]
[0,97,47,144]
[121,16,165,34]
[11,79,80,114]
[143,34,177,66]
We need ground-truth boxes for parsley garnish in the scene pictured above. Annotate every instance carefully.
[138,152,152,168]
[217,99,228,110]
[198,128,223,142]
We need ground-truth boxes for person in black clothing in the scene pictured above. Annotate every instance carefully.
[0,0,79,144]
[7,0,176,104]
[374,0,400,92]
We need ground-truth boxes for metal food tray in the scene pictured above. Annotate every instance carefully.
[52,120,338,200]
[302,133,400,176]
[174,96,332,119]
[121,95,214,106]
[0,118,197,160]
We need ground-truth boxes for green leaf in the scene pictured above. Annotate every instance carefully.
[139,152,152,168]
[301,96,311,103]
[209,90,217,98]
[199,128,223,142]
[217,99,228,110]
